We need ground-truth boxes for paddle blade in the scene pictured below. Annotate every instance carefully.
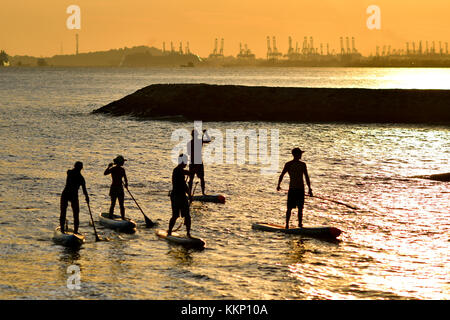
[144,215,156,228]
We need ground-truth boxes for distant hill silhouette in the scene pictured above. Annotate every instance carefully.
[7,45,450,68]
[121,51,201,67]
[9,46,200,67]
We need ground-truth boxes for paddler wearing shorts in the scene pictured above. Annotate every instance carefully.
[167,154,192,237]
[277,147,313,229]
[104,155,128,220]
[60,161,89,234]
[187,129,211,196]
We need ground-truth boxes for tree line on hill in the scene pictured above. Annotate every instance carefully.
[0,50,9,66]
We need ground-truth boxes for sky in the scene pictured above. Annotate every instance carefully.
[1,0,449,58]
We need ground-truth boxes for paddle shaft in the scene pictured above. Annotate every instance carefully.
[86,199,100,241]
[125,186,155,227]
[189,181,199,206]
[312,195,359,210]
[280,188,358,210]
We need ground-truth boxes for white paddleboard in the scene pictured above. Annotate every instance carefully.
[252,222,342,239]
[52,226,85,248]
[99,212,137,234]
[155,229,205,249]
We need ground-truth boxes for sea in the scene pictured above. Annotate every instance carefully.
[0,67,448,300]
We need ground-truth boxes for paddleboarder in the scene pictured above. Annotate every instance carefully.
[167,154,192,237]
[187,129,211,196]
[60,161,89,234]
[277,147,313,229]
[104,155,128,220]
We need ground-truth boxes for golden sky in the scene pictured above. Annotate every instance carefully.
[1,0,449,57]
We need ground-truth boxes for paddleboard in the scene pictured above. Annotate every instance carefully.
[52,226,85,248]
[252,222,342,239]
[191,194,226,204]
[155,229,205,249]
[99,212,137,234]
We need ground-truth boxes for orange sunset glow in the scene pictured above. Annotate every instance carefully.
[1,0,450,57]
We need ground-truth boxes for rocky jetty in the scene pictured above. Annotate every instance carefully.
[413,172,450,182]
[93,84,450,124]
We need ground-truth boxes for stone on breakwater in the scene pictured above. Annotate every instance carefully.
[93,84,450,124]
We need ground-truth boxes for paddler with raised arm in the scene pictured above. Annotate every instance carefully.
[187,128,211,196]
[167,154,192,237]
[277,147,313,229]
[60,161,89,234]
[104,155,128,220]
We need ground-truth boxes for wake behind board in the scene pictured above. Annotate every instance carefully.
[155,229,205,249]
[52,226,85,248]
[99,212,137,234]
[191,194,226,204]
[252,222,342,240]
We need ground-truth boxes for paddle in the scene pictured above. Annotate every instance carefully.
[279,188,359,210]
[311,194,359,210]
[125,186,156,227]
[189,181,199,206]
[86,198,103,242]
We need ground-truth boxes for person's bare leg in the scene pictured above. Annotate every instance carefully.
[185,215,192,237]
[285,208,292,229]
[168,216,177,235]
[298,208,303,228]
[118,193,125,220]
[200,176,206,196]
[72,200,80,234]
[109,195,117,219]
[60,196,68,233]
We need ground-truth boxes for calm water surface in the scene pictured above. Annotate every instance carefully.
[0,67,448,299]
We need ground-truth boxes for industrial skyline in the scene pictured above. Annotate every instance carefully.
[11,32,449,60]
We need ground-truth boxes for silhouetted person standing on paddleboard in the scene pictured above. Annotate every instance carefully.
[104,155,128,220]
[168,154,192,237]
[60,161,89,234]
[187,129,211,196]
[277,148,313,229]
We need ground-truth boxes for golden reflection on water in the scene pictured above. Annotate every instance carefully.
[378,68,450,89]
[0,68,449,300]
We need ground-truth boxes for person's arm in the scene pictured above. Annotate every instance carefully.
[123,169,128,189]
[277,163,288,191]
[304,164,313,196]
[104,163,113,175]
[183,172,191,197]
[81,176,89,203]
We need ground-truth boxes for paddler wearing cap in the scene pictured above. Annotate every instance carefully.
[277,147,313,229]
[104,155,128,220]
[60,161,89,234]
